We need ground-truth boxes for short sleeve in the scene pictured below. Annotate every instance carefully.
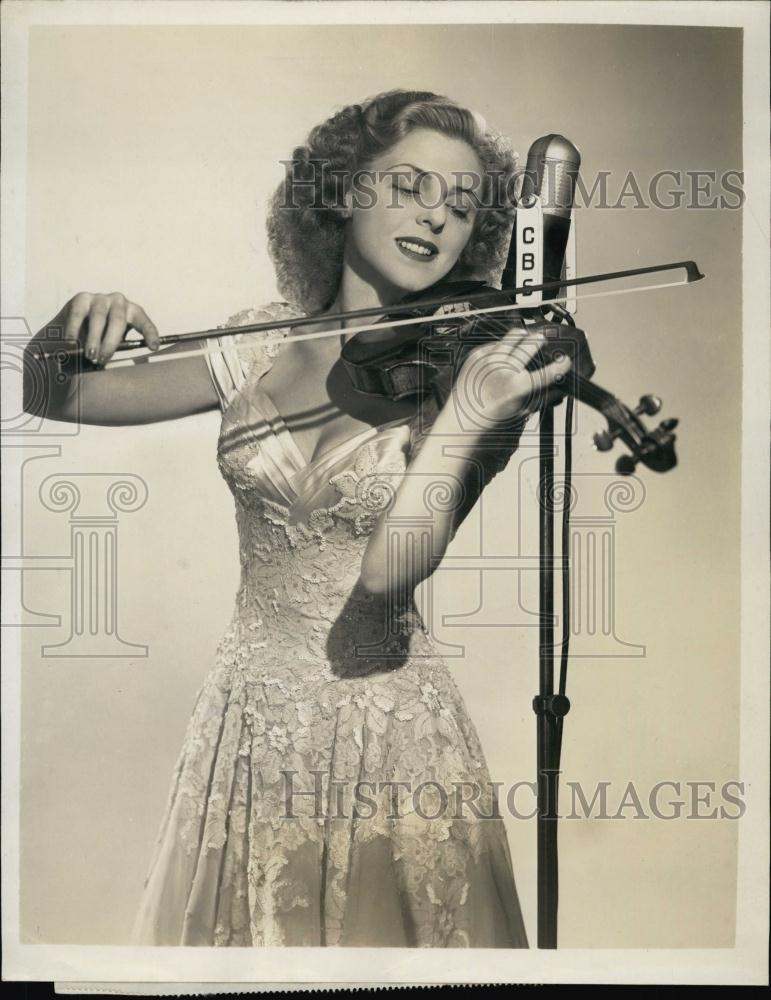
[203,303,303,413]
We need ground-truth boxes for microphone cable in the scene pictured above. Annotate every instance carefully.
[543,301,575,764]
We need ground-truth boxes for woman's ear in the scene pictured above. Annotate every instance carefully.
[337,188,354,219]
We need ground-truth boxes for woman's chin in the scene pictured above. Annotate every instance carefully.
[388,262,448,296]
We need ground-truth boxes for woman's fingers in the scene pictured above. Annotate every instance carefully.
[505,328,547,373]
[61,291,160,365]
[126,302,161,351]
[84,294,110,363]
[528,354,573,405]
[99,294,129,364]
[466,326,540,366]
[471,326,546,369]
[63,292,93,346]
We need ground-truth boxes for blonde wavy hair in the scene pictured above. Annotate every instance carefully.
[266,90,518,314]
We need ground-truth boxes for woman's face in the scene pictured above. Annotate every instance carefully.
[344,128,483,299]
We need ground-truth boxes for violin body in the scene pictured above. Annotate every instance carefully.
[341,279,596,403]
[341,278,678,476]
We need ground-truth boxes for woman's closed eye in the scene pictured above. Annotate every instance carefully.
[448,203,472,221]
[392,182,473,221]
[392,182,419,200]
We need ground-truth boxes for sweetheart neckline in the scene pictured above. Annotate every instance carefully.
[252,337,413,474]
[254,376,411,479]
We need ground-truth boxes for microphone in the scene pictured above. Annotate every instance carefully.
[501,134,581,305]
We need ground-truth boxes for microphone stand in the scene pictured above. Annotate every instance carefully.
[504,265,576,946]
[534,398,571,948]
[509,130,582,949]
[507,297,575,949]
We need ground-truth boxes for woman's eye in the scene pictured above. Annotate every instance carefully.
[391,181,472,221]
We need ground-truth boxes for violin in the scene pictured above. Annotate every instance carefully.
[39,260,701,475]
[341,278,679,476]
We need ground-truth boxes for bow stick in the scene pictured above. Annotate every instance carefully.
[37,260,704,366]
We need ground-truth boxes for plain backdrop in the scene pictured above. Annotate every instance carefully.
[18,23,742,947]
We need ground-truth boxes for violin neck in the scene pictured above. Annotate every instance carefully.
[565,370,621,415]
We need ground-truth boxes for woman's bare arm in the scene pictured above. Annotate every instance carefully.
[359,326,571,596]
[23,292,220,425]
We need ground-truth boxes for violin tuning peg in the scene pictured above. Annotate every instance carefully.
[594,431,613,451]
[593,430,614,452]
[615,454,637,476]
[660,417,679,432]
[635,394,662,417]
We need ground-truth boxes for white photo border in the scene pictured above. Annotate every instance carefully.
[1,0,768,987]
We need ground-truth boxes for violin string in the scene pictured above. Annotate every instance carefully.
[99,276,692,370]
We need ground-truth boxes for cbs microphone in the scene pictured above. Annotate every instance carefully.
[502,134,581,308]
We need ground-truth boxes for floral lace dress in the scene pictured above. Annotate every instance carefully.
[131,302,529,948]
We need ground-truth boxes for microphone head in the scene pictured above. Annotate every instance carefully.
[520,133,582,220]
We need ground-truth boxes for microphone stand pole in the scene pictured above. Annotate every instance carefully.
[534,401,571,948]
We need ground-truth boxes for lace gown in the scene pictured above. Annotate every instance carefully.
[131,302,529,948]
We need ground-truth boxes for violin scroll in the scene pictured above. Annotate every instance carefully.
[590,392,678,475]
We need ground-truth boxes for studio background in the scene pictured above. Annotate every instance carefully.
[18,23,742,947]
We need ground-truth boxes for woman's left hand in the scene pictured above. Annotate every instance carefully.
[447,325,573,429]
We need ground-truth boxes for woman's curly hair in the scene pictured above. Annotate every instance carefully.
[266,90,518,314]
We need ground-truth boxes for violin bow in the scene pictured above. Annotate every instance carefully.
[37,260,704,367]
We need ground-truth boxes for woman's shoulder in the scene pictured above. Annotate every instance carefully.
[218,300,306,365]
[206,301,306,411]
[219,301,305,332]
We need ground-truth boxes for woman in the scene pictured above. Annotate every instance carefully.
[24,90,571,948]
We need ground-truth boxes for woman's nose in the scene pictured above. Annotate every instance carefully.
[416,200,447,233]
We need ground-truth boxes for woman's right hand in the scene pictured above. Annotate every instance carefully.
[25,291,219,425]
[59,291,162,365]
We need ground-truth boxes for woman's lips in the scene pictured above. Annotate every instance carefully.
[395,237,439,262]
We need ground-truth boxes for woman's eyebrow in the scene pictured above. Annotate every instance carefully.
[385,161,481,198]
[384,162,425,178]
